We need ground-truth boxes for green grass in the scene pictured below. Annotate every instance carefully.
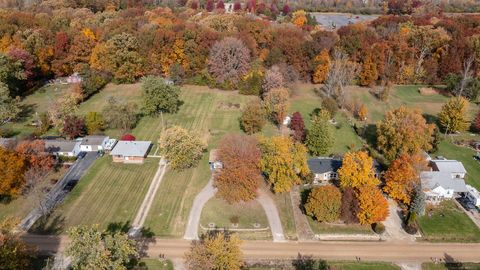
[307,216,373,235]
[422,262,480,270]
[139,259,174,270]
[433,140,480,190]
[271,191,297,240]
[248,261,400,270]
[417,200,480,243]
[31,156,158,233]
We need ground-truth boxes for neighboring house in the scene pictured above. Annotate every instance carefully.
[307,157,382,185]
[110,141,151,164]
[44,140,81,157]
[209,149,223,170]
[466,185,480,207]
[420,159,468,203]
[80,136,109,152]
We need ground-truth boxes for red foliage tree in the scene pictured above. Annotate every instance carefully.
[290,112,305,142]
[341,187,360,224]
[62,115,86,139]
[282,4,290,15]
[246,0,256,13]
[121,134,136,141]
[474,111,480,132]
[216,0,225,10]
[191,1,198,9]
[233,1,241,11]
[205,0,214,11]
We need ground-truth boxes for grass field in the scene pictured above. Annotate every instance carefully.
[139,259,174,270]
[422,262,480,270]
[307,217,373,235]
[248,261,400,270]
[31,156,158,233]
[417,200,480,242]
[271,191,297,240]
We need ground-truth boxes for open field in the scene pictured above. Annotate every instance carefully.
[31,156,158,233]
[271,192,297,240]
[417,200,480,243]
[422,262,480,270]
[140,259,174,270]
[248,261,400,270]
[307,217,373,235]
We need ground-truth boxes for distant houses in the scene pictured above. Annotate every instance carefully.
[110,141,151,164]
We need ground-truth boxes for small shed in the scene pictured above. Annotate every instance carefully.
[209,149,223,170]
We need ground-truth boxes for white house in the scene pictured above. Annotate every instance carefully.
[466,185,480,207]
[110,141,151,164]
[44,140,81,157]
[79,136,109,152]
[420,159,468,203]
[430,159,467,179]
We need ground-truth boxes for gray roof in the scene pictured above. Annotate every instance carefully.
[110,141,151,157]
[308,158,342,174]
[80,136,108,146]
[431,160,467,174]
[45,140,79,153]
[421,171,468,192]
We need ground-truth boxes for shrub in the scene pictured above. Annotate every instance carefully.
[229,215,240,224]
[372,222,385,234]
[80,68,111,99]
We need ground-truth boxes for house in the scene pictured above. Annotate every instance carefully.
[44,140,81,157]
[79,136,109,152]
[307,157,382,185]
[209,149,223,170]
[110,141,151,164]
[104,139,118,152]
[420,159,468,203]
[466,185,480,207]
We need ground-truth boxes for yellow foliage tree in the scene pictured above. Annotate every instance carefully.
[438,97,470,133]
[81,28,96,40]
[312,49,331,84]
[292,10,307,27]
[357,104,368,121]
[338,151,379,190]
[359,53,378,86]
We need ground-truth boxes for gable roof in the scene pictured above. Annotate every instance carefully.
[80,136,108,146]
[110,141,151,157]
[420,171,468,193]
[431,160,467,174]
[44,140,79,153]
[308,158,342,174]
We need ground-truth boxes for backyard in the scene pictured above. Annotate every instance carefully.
[417,201,480,242]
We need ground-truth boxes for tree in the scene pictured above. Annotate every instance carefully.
[0,218,35,269]
[240,100,266,134]
[80,68,111,99]
[0,82,21,126]
[62,115,86,139]
[323,50,357,106]
[321,97,338,117]
[383,154,426,206]
[0,147,26,197]
[258,136,310,193]
[290,112,306,142]
[159,126,206,170]
[291,10,307,27]
[312,49,331,84]
[474,111,480,132]
[85,112,104,135]
[262,65,284,95]
[305,111,334,156]
[338,151,379,190]
[357,104,368,121]
[356,186,389,225]
[66,225,138,270]
[120,134,136,141]
[214,134,262,203]
[376,106,435,161]
[15,140,54,192]
[359,53,378,86]
[102,97,138,131]
[142,76,181,115]
[341,187,360,224]
[263,87,290,125]
[208,37,250,86]
[438,97,470,133]
[48,92,81,129]
[305,186,342,222]
[185,232,243,270]
[410,184,426,217]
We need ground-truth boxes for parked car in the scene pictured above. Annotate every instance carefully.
[77,152,87,159]
[63,180,78,191]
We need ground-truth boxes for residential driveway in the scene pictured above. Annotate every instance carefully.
[383,199,416,242]
[20,152,98,231]
[256,190,286,242]
[183,178,216,240]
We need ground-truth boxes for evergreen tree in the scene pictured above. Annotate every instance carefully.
[305,110,334,156]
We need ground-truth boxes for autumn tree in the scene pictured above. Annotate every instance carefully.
[185,232,243,270]
[359,53,378,86]
[0,82,21,126]
[48,92,80,129]
[263,87,290,125]
[438,97,470,133]
[376,106,435,161]
[312,49,331,84]
[323,50,357,105]
[208,37,250,87]
[338,151,379,190]
[305,185,342,222]
[142,76,181,115]
[66,225,138,270]
[262,65,284,95]
[0,218,35,269]
[214,134,262,203]
[291,10,307,27]
[305,111,334,156]
[85,112,104,135]
[341,187,359,224]
[159,126,206,170]
[258,136,310,193]
[290,112,306,142]
[15,140,54,191]
[62,115,86,139]
[356,185,389,225]
[0,147,26,197]
[357,104,368,121]
[102,97,138,131]
[474,111,480,132]
[240,100,266,134]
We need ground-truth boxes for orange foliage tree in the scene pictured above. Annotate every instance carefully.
[312,49,331,84]
[359,53,378,86]
[304,185,342,222]
[0,147,26,197]
[356,185,389,225]
[338,151,379,190]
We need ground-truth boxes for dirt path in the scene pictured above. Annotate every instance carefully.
[129,158,167,236]
[183,178,216,240]
[290,186,315,241]
[256,190,286,242]
[383,199,416,242]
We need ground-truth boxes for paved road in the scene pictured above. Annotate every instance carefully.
[19,152,97,230]
[183,178,215,240]
[256,190,285,242]
[22,235,480,263]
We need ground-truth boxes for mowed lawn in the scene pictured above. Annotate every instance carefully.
[32,157,158,233]
[417,201,480,242]
[249,261,400,270]
[422,262,480,270]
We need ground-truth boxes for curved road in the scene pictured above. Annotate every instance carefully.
[23,235,480,263]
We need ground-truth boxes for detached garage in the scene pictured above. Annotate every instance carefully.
[110,141,151,164]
